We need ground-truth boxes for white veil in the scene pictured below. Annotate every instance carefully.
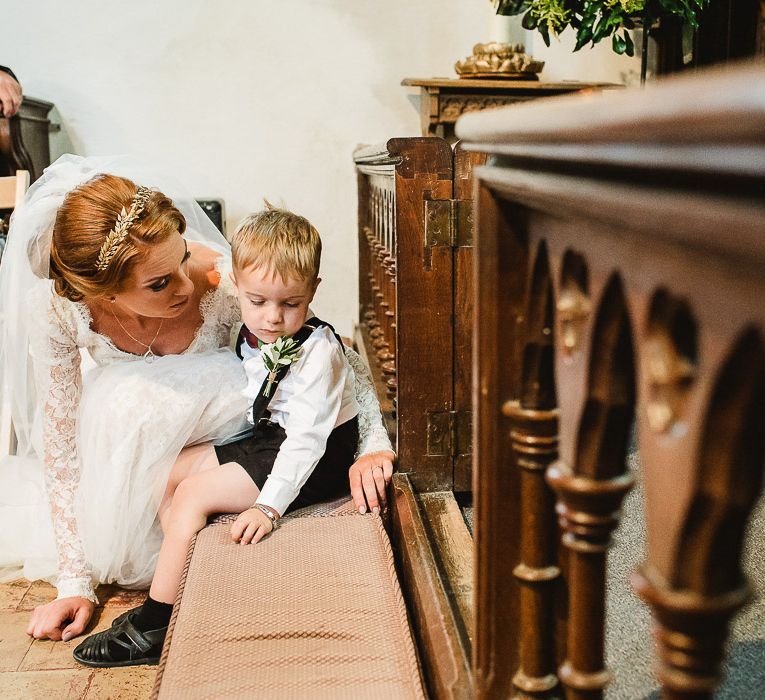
[0,154,231,460]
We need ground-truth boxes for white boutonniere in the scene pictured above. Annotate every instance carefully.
[261,336,302,397]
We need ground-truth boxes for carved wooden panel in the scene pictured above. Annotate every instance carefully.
[356,139,486,493]
[461,61,765,699]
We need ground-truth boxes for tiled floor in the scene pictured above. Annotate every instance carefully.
[0,580,155,700]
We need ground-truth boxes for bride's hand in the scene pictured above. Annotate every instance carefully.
[26,596,95,642]
[349,450,395,514]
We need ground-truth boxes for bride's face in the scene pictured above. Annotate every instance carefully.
[113,232,194,318]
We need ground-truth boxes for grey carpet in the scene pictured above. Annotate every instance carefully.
[462,504,474,536]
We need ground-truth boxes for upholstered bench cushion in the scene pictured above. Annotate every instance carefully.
[152,499,425,700]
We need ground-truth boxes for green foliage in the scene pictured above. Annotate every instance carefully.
[494,0,707,55]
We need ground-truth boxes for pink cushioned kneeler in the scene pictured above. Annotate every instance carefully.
[152,499,425,700]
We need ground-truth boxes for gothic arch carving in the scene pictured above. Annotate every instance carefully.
[644,289,698,435]
[557,250,591,362]
[673,328,765,595]
[575,274,636,480]
[521,241,556,410]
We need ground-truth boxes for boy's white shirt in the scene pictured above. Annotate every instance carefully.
[239,325,360,516]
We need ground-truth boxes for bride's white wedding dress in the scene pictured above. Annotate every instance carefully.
[0,257,392,604]
[0,155,392,605]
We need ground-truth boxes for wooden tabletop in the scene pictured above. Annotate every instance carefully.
[401,77,621,90]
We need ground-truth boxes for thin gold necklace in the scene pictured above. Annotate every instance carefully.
[110,308,165,363]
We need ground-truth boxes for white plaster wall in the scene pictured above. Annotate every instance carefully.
[529,28,642,85]
[2,1,632,334]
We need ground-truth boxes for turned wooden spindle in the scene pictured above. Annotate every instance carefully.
[358,224,371,323]
[371,240,385,335]
[632,568,748,700]
[546,462,633,700]
[504,401,561,698]
[386,377,397,401]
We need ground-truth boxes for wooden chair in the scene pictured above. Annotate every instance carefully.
[0,169,30,457]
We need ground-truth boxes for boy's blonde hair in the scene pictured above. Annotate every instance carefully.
[232,204,321,281]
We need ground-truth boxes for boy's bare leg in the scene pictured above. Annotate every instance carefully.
[150,463,260,604]
[158,443,220,532]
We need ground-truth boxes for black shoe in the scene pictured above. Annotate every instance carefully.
[110,603,142,628]
[73,608,166,668]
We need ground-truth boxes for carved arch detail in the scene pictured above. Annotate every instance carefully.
[633,327,765,697]
[557,250,591,362]
[575,274,636,480]
[644,289,698,436]
[673,327,765,595]
[521,241,556,410]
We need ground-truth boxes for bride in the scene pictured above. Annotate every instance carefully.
[0,155,394,642]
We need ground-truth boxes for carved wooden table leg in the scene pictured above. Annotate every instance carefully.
[505,401,561,698]
[547,462,633,700]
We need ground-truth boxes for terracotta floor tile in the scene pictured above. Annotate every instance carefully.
[19,607,126,672]
[0,583,157,698]
[0,611,34,672]
[84,667,157,700]
[17,580,57,611]
[0,579,31,611]
[0,669,93,700]
[96,584,147,609]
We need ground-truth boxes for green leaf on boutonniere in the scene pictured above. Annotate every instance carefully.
[261,336,302,397]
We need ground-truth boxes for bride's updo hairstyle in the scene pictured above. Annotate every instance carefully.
[49,173,186,302]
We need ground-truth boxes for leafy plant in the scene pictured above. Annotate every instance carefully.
[494,0,708,56]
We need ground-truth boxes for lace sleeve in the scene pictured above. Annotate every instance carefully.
[212,254,242,346]
[344,347,394,457]
[218,271,242,328]
[29,291,98,604]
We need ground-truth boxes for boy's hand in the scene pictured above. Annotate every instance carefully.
[350,450,395,515]
[230,506,277,545]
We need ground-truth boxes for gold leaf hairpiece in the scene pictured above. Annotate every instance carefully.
[94,185,153,272]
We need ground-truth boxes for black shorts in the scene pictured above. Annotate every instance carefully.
[214,416,359,514]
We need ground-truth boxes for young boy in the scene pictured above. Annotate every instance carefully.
[73,206,359,667]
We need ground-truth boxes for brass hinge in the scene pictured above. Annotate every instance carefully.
[424,199,473,248]
[426,410,473,458]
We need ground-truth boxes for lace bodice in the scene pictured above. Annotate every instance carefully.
[27,256,392,603]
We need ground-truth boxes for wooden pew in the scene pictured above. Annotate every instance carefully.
[458,61,765,699]
[355,138,481,493]
[355,138,482,698]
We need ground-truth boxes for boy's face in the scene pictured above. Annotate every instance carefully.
[232,264,320,344]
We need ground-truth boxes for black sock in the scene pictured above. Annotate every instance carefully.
[133,596,173,632]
